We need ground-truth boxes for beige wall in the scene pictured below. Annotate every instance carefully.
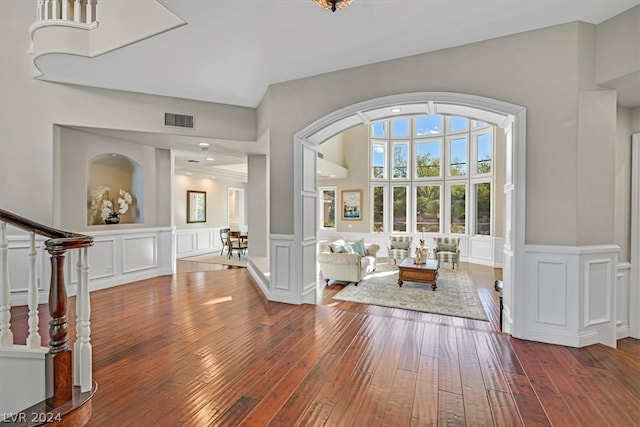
[265,22,588,245]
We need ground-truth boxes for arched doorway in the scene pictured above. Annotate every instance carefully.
[293,92,526,337]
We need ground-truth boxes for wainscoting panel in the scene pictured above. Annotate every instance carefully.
[88,238,116,280]
[536,260,568,326]
[175,227,224,259]
[302,195,317,241]
[122,235,157,273]
[524,245,618,348]
[584,259,611,327]
[302,240,318,304]
[617,262,631,339]
[176,232,194,254]
[270,235,293,298]
[196,230,212,251]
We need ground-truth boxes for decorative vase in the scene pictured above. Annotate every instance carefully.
[415,244,428,265]
[105,216,120,224]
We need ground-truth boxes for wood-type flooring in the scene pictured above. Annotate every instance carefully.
[9,260,640,426]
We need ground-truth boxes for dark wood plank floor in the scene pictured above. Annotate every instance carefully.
[10,260,640,426]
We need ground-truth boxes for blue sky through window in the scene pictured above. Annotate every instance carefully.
[477,133,491,159]
[372,122,386,138]
[450,116,468,132]
[373,143,385,167]
[416,140,440,159]
[415,115,442,136]
[391,118,409,138]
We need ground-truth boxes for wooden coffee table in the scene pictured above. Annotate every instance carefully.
[397,258,439,290]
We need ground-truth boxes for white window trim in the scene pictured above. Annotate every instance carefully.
[446,134,469,179]
[471,127,494,177]
[371,139,388,180]
[445,182,468,235]
[391,183,411,233]
[470,177,493,236]
[391,140,411,180]
[370,184,389,233]
[413,182,442,235]
[413,137,443,181]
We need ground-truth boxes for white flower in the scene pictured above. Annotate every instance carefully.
[91,186,134,223]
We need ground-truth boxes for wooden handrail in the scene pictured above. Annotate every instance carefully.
[0,208,93,409]
[0,209,93,250]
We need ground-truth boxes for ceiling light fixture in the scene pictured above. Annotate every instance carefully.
[391,108,402,113]
[313,0,354,13]
[198,142,209,147]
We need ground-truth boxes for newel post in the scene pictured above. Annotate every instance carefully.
[46,247,72,407]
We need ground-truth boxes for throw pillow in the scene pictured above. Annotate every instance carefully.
[437,243,457,252]
[330,240,347,253]
[345,239,366,257]
[390,241,411,250]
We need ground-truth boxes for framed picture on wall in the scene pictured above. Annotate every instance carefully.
[187,190,206,223]
[341,189,362,220]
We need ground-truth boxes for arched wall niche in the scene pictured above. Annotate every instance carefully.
[87,153,144,225]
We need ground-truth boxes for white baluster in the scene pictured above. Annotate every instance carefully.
[86,0,94,25]
[74,0,81,23]
[51,0,58,20]
[26,232,41,348]
[0,222,13,346]
[37,0,45,21]
[74,247,92,392]
[61,0,69,20]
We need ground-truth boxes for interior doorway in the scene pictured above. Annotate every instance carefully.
[292,92,525,338]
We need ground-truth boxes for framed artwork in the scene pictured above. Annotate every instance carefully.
[341,189,362,220]
[187,190,206,223]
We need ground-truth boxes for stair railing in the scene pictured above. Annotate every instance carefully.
[0,209,94,408]
[36,0,97,26]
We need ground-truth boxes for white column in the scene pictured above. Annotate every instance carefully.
[26,232,41,348]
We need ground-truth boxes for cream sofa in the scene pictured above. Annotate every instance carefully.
[318,238,380,285]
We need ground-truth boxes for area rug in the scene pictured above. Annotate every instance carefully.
[180,253,247,267]
[332,264,488,321]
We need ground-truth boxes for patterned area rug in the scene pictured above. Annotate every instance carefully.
[332,264,488,321]
[180,253,247,267]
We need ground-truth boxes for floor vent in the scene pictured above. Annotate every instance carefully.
[165,113,194,128]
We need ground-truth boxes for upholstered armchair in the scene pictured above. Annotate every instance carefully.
[388,236,413,265]
[318,238,380,285]
[433,237,460,269]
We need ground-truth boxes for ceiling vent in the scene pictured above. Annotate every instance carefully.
[165,112,194,128]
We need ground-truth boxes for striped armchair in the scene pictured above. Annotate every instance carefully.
[433,237,460,269]
[388,236,413,265]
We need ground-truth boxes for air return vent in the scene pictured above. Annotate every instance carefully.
[164,112,194,128]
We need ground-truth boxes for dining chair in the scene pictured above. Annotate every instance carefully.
[227,231,248,259]
[220,228,231,256]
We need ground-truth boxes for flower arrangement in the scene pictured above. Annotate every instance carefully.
[90,186,133,224]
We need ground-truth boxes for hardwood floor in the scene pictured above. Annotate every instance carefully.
[10,260,640,426]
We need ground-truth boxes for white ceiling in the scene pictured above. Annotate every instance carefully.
[38,0,639,177]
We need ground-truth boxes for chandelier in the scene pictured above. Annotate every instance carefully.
[313,0,354,13]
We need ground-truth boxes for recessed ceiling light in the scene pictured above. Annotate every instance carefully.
[198,142,209,147]
[206,157,214,161]
[391,108,402,113]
